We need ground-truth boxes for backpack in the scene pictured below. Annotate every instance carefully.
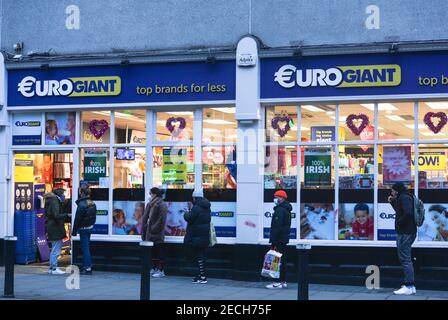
[413,195,425,227]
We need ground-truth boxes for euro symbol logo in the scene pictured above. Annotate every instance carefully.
[274,65,297,88]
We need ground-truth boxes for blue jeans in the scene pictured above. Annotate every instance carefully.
[79,229,92,269]
[396,233,416,286]
[50,240,63,270]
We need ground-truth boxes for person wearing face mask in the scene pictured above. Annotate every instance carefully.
[266,190,292,289]
[44,188,70,275]
[184,188,211,284]
[142,187,168,278]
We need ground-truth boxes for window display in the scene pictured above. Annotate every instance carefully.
[418,102,448,140]
[265,105,298,143]
[264,146,297,189]
[45,112,76,145]
[202,107,237,144]
[300,104,336,142]
[339,104,375,142]
[153,147,195,189]
[114,109,146,144]
[202,146,236,189]
[80,111,110,144]
[156,111,193,141]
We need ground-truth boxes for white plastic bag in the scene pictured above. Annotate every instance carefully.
[209,222,217,247]
[261,249,283,279]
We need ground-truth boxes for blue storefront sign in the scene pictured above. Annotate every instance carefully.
[261,51,448,99]
[8,60,235,107]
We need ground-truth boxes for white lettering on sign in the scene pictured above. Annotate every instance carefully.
[18,76,73,98]
[66,5,81,30]
[365,5,380,30]
[274,65,343,88]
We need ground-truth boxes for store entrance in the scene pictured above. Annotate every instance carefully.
[14,151,73,268]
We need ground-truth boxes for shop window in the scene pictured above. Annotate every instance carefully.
[264,146,297,189]
[79,148,110,235]
[300,104,336,142]
[338,145,374,241]
[114,110,147,144]
[265,106,298,143]
[156,111,193,142]
[12,112,43,146]
[416,144,448,242]
[202,107,237,144]
[418,101,448,140]
[376,102,414,141]
[112,147,146,236]
[339,104,375,142]
[45,112,76,145]
[202,146,236,189]
[152,147,195,189]
[80,111,111,144]
[300,146,336,240]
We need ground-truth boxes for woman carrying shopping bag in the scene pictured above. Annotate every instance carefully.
[266,190,292,289]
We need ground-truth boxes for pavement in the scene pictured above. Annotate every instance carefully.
[1,265,448,300]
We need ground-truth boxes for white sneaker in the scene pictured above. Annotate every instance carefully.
[48,269,54,274]
[266,282,283,289]
[393,285,414,295]
[150,268,158,276]
[152,270,165,278]
[411,286,417,294]
[51,268,66,275]
[281,282,287,288]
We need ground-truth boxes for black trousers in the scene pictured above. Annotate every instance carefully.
[190,246,207,278]
[152,243,166,271]
[273,243,287,282]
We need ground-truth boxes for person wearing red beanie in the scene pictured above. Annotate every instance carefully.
[266,189,292,289]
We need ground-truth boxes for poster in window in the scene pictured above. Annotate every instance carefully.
[45,112,76,145]
[304,148,332,187]
[382,146,412,185]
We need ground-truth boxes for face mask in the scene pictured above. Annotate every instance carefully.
[274,198,279,205]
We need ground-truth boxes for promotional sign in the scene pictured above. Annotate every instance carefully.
[263,202,297,239]
[12,113,42,145]
[261,52,448,99]
[162,148,187,185]
[8,61,235,107]
[34,183,50,261]
[382,146,412,185]
[83,150,107,183]
[304,148,332,186]
[82,121,110,144]
[130,130,146,144]
[14,182,33,212]
[14,155,34,183]
[418,203,448,242]
[377,203,397,241]
[339,203,374,240]
[45,112,76,145]
[412,152,446,171]
[112,201,145,235]
[92,201,109,235]
[300,203,335,240]
[311,126,335,142]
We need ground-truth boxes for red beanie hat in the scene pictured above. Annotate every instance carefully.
[274,190,288,199]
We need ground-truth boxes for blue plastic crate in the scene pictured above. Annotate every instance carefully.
[14,211,37,264]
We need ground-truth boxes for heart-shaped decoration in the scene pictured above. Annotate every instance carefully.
[346,114,370,136]
[271,116,293,137]
[165,117,186,133]
[89,119,109,139]
[424,112,447,134]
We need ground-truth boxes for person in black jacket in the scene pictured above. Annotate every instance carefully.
[266,190,292,289]
[72,187,97,275]
[388,182,417,295]
[184,188,211,284]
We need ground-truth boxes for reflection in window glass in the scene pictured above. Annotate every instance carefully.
[152,147,195,189]
[113,147,146,188]
[338,145,375,189]
[265,106,298,143]
[339,104,375,142]
[418,102,448,140]
[378,144,415,189]
[264,146,297,189]
[300,104,336,142]
[156,111,193,141]
[203,108,236,144]
[80,111,111,144]
[202,146,236,189]
[114,110,146,144]
[375,102,414,141]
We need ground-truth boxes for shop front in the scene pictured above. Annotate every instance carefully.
[3,38,448,287]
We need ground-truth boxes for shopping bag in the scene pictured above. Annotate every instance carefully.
[261,249,283,279]
[209,222,217,247]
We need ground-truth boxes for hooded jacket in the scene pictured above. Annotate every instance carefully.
[184,197,211,248]
[269,200,292,245]
[72,196,97,236]
[44,192,69,241]
[390,190,417,235]
[141,196,168,243]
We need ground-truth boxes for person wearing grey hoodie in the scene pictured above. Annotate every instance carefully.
[184,188,211,284]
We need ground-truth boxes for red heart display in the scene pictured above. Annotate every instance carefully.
[346,114,370,136]
[424,112,447,134]
[89,119,109,139]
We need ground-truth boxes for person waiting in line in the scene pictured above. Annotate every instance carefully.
[266,190,292,289]
[72,186,97,275]
[142,187,168,278]
[184,188,211,284]
[388,182,417,295]
[44,188,70,275]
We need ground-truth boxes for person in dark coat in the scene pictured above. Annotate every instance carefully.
[266,189,292,289]
[142,187,168,278]
[184,188,211,284]
[72,187,97,275]
[388,182,417,295]
[44,188,69,275]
